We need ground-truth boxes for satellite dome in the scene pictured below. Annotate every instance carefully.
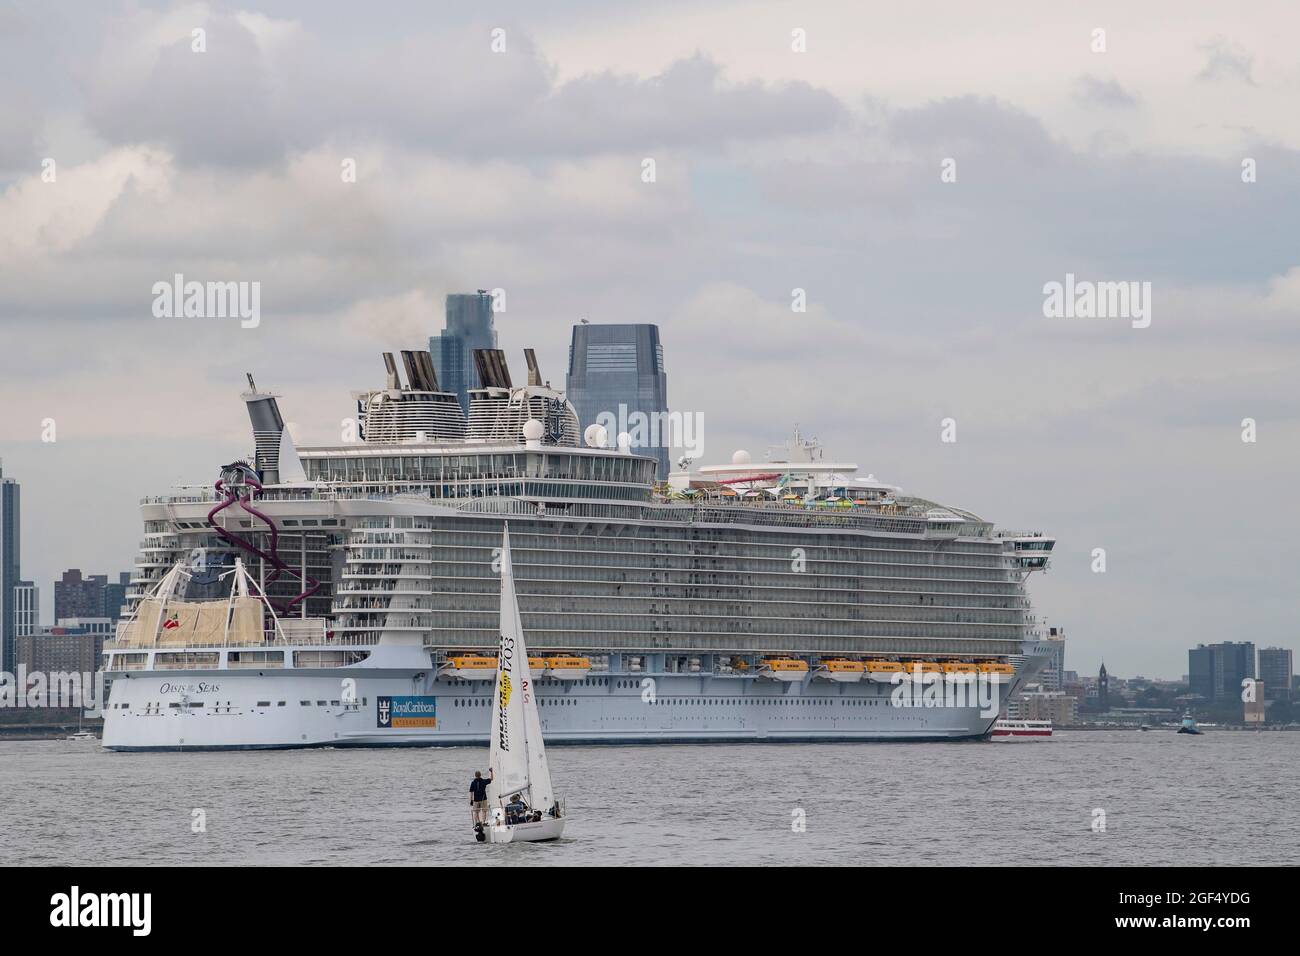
[583,423,608,448]
[732,449,752,465]
[522,419,544,441]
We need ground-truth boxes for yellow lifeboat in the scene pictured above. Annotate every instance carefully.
[545,656,592,680]
[816,659,865,683]
[864,660,906,682]
[759,658,809,682]
[942,661,979,676]
[528,656,549,676]
[442,655,497,681]
[900,661,942,680]
[979,661,1016,681]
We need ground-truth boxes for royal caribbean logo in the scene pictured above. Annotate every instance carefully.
[377,695,437,729]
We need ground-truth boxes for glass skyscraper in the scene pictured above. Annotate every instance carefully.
[566,323,670,478]
[429,291,499,415]
[0,462,20,673]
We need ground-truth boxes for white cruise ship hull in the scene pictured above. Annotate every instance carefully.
[102,643,1031,751]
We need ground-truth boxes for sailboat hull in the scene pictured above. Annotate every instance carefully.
[485,817,566,844]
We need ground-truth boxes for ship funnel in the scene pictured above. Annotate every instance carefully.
[416,350,440,392]
[472,348,513,389]
[524,348,543,387]
[241,374,288,484]
[400,350,428,391]
[382,352,401,390]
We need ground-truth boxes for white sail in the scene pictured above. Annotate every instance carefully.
[517,572,555,812]
[486,526,552,811]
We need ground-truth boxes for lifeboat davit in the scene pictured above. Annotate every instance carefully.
[442,655,497,681]
[816,659,865,682]
[759,658,809,682]
[545,656,592,680]
[865,661,906,682]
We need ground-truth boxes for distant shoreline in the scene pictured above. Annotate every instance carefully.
[1059,724,1297,732]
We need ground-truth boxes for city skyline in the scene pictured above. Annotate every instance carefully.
[2,2,1299,677]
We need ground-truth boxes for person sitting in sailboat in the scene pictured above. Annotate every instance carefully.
[505,793,530,824]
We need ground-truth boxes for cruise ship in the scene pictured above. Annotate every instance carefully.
[101,346,1056,750]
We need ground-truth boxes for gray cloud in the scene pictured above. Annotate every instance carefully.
[74,12,842,165]
[1197,37,1258,85]
[1073,75,1140,109]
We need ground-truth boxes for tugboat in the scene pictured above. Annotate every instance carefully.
[1177,713,1203,735]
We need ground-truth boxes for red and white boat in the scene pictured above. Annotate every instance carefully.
[992,719,1053,738]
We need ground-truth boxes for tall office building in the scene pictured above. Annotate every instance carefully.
[1188,641,1258,703]
[1188,644,1214,699]
[429,291,499,415]
[0,462,19,673]
[1258,647,1294,702]
[14,581,38,637]
[566,323,670,478]
[54,569,110,620]
[102,571,130,622]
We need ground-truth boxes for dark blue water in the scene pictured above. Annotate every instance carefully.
[1,730,1295,865]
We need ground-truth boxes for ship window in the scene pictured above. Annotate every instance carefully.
[256,701,271,707]
[278,701,287,707]
[330,700,340,706]
[300,701,311,706]
[316,700,326,706]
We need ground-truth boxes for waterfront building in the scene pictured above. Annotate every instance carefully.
[1189,641,1258,703]
[0,462,19,673]
[1258,647,1293,702]
[14,580,38,638]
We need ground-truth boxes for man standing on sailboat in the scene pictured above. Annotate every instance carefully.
[469,769,493,825]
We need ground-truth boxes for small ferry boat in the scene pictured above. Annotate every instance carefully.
[991,719,1053,738]
[477,527,566,845]
[66,730,98,742]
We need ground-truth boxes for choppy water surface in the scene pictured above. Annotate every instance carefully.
[1,731,1295,865]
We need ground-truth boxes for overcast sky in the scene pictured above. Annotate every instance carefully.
[1,0,1297,678]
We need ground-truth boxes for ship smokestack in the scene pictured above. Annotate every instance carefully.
[241,373,287,484]
[524,348,542,387]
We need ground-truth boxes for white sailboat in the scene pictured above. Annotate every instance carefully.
[478,526,566,844]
